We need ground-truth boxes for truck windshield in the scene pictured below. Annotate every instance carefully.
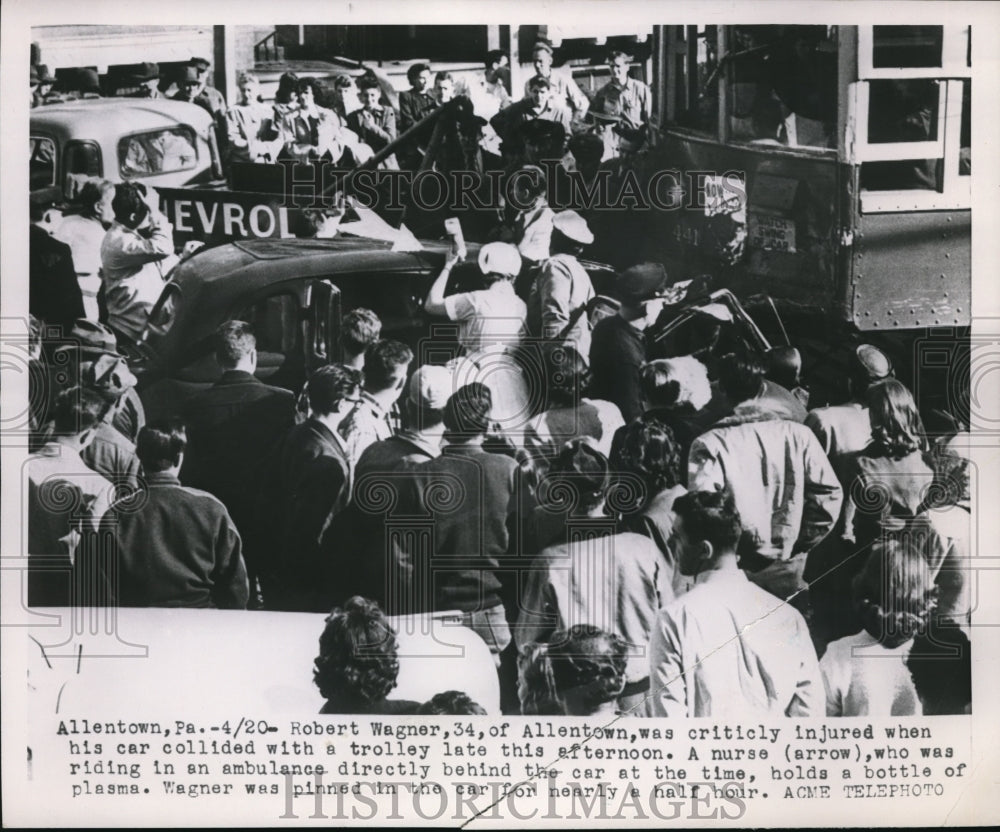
[119,128,198,177]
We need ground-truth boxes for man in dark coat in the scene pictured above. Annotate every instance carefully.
[182,321,296,605]
[30,208,85,335]
[111,420,248,608]
[589,262,672,423]
[258,363,361,612]
[325,364,452,612]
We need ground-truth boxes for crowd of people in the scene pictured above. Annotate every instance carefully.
[32,41,651,185]
[25,44,971,721]
[27,208,973,718]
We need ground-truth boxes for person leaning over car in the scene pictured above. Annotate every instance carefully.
[99,182,177,345]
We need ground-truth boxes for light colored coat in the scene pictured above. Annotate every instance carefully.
[688,406,843,561]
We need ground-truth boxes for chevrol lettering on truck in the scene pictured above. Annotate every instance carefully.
[157,188,291,244]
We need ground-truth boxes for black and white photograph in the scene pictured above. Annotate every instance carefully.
[2,1,999,826]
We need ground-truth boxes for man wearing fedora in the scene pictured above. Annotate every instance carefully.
[589,262,672,422]
[527,209,596,360]
[32,65,63,107]
[591,50,652,157]
[125,62,163,99]
[50,320,147,447]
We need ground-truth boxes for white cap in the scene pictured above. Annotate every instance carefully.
[477,242,522,278]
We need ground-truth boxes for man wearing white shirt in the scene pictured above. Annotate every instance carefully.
[647,489,822,718]
[100,182,178,344]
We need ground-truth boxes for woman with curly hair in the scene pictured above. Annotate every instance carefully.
[820,537,936,716]
[518,626,629,716]
[517,441,672,712]
[313,596,419,714]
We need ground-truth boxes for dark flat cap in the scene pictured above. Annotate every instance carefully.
[617,262,670,303]
[130,62,160,82]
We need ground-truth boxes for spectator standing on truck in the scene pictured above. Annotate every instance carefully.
[460,50,512,121]
[100,182,177,345]
[591,51,652,157]
[226,71,281,167]
[491,76,572,153]
[173,61,228,155]
[124,62,164,99]
[522,40,589,119]
[397,63,438,170]
[346,76,398,165]
[279,77,354,165]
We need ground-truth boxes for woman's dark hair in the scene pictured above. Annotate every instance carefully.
[416,691,487,715]
[443,382,493,440]
[853,537,936,649]
[296,76,321,98]
[907,625,971,715]
[717,347,766,405]
[136,419,187,473]
[275,72,299,104]
[543,344,589,409]
[542,439,610,515]
[110,181,148,227]
[485,50,508,69]
[613,417,682,498]
[546,625,628,714]
[407,62,431,84]
[76,180,113,218]
[868,379,927,459]
[313,596,400,706]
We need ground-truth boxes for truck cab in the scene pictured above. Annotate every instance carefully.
[30,98,225,204]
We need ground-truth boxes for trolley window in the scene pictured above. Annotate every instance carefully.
[853,25,969,212]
